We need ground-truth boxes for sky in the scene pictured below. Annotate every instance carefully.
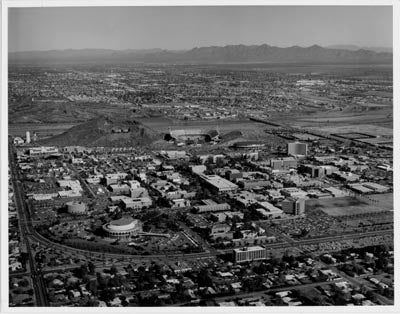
[8,6,393,52]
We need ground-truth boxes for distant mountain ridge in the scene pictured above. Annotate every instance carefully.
[9,44,392,64]
[325,45,392,53]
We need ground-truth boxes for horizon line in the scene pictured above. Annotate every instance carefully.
[8,43,394,54]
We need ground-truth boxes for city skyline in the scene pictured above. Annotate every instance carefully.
[8,6,393,52]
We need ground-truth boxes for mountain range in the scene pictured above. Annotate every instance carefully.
[325,45,392,53]
[9,44,392,64]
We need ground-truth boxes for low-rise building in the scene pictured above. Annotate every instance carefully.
[171,198,191,208]
[256,202,283,219]
[270,157,297,171]
[199,174,238,193]
[109,183,131,194]
[233,246,267,263]
[121,197,152,209]
[195,199,231,213]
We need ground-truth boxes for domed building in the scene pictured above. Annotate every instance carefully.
[102,216,142,240]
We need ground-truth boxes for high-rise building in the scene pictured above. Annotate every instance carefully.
[25,131,31,144]
[287,142,307,156]
[281,197,305,215]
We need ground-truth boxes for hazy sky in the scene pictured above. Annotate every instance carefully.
[8,6,393,52]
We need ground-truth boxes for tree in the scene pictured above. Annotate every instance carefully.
[88,261,96,275]
[87,279,98,295]
[110,265,118,275]
[100,288,115,302]
[76,264,89,278]
[197,269,213,287]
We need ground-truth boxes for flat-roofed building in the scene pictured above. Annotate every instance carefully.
[270,157,297,171]
[171,198,191,208]
[239,179,270,189]
[199,174,238,193]
[109,184,131,194]
[233,246,267,263]
[121,197,152,210]
[105,173,128,185]
[280,187,308,199]
[130,187,148,198]
[198,154,226,164]
[307,189,332,199]
[210,223,233,241]
[226,169,243,181]
[348,184,375,194]
[362,182,389,193]
[29,146,59,156]
[256,202,283,219]
[195,199,231,213]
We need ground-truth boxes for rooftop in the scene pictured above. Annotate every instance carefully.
[109,216,134,226]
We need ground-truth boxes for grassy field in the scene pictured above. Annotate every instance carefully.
[307,194,393,217]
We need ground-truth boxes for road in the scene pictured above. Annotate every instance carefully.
[9,142,49,306]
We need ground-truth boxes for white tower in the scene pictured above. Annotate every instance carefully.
[25,131,31,144]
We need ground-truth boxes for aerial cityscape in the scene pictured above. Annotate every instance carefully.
[5,4,394,309]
